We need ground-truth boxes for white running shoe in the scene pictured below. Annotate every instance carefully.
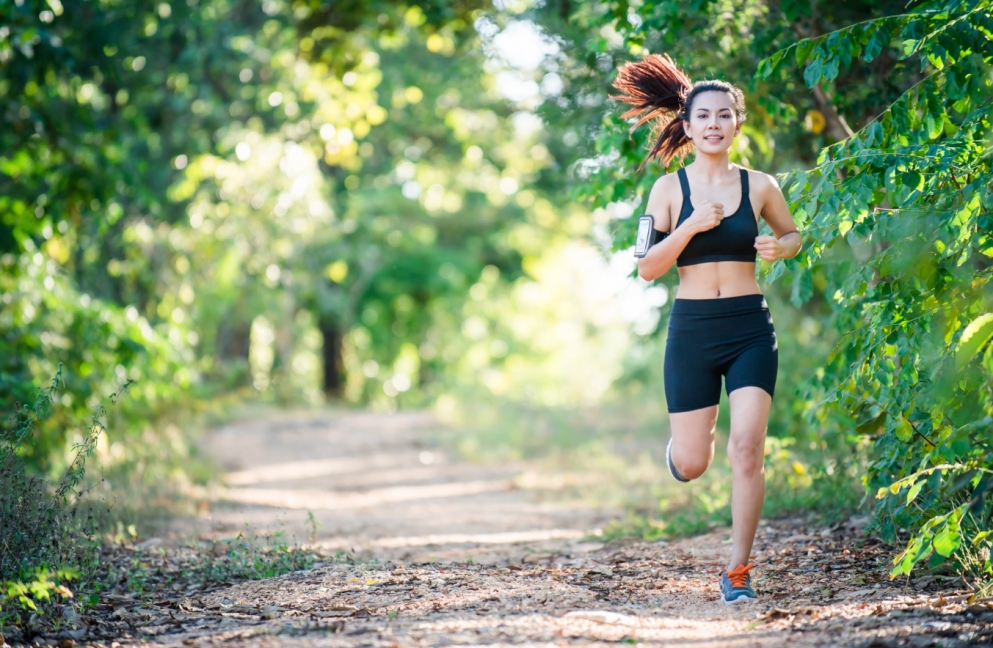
[666,438,690,483]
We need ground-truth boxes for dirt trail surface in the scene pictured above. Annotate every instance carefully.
[190,410,616,565]
[34,411,993,647]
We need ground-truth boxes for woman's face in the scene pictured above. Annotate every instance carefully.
[682,90,740,155]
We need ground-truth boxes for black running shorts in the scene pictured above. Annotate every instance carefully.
[663,294,778,413]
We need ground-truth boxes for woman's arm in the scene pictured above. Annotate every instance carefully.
[637,175,725,281]
[638,224,697,281]
[753,172,802,261]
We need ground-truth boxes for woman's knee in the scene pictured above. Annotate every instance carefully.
[728,434,764,474]
[672,451,712,480]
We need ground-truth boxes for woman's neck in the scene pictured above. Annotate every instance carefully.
[688,152,735,182]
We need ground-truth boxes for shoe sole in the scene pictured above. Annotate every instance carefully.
[721,594,757,605]
[666,439,690,483]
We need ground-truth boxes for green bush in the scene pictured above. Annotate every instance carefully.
[757,0,993,590]
[0,368,130,629]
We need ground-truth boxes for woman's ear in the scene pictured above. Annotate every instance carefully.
[682,119,691,139]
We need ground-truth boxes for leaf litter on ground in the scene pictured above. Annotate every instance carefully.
[3,516,992,647]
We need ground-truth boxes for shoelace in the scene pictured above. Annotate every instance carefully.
[725,564,755,589]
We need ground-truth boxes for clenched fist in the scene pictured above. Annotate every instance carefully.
[754,235,787,261]
[685,200,725,234]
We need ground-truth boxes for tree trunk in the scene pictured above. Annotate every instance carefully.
[320,316,344,399]
[275,291,295,377]
[218,321,251,362]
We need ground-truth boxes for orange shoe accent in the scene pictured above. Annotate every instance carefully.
[725,563,755,589]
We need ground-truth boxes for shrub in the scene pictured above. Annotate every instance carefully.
[0,367,131,628]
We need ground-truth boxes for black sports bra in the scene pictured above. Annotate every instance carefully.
[674,167,758,267]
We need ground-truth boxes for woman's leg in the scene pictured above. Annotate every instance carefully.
[726,386,772,570]
[668,405,718,480]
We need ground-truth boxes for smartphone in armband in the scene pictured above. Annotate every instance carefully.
[634,215,666,258]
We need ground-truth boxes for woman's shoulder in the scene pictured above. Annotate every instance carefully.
[644,171,684,224]
[738,165,781,193]
[649,170,683,193]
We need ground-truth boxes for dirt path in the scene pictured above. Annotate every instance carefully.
[187,409,619,565]
[66,411,993,646]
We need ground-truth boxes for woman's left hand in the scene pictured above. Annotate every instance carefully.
[754,235,786,261]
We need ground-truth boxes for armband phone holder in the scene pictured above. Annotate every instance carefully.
[634,215,666,258]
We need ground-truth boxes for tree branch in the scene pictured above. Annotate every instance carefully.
[767,0,855,142]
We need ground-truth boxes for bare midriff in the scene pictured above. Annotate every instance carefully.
[674,261,761,300]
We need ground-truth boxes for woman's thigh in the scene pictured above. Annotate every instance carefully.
[669,405,718,466]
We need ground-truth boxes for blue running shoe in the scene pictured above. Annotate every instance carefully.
[720,564,757,604]
[666,438,690,483]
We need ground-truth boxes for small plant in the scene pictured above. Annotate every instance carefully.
[0,367,132,631]
[194,529,317,583]
[0,568,78,613]
[305,511,322,544]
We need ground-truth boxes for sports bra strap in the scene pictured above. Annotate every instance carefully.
[677,168,691,198]
[739,168,749,196]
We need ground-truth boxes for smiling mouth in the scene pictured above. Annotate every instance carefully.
[704,136,723,141]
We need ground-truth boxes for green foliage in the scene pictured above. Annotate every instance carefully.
[0,0,268,467]
[528,0,992,588]
[754,0,993,587]
[93,529,318,602]
[197,531,316,582]
[0,252,188,473]
[0,370,132,631]
[1,0,565,452]
[1,369,108,580]
[0,567,78,615]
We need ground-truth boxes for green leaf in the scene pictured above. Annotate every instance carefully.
[900,170,923,191]
[803,57,823,87]
[925,113,943,140]
[821,56,840,82]
[894,417,913,442]
[756,49,787,79]
[795,38,816,66]
[864,22,891,62]
[790,266,813,306]
[932,524,961,557]
[765,259,786,284]
[926,45,946,70]
[906,479,925,504]
[892,535,927,576]
[945,469,978,496]
[955,313,993,369]
[968,476,992,513]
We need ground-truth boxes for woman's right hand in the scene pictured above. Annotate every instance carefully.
[685,201,724,234]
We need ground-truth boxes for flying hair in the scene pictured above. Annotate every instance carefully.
[610,53,746,170]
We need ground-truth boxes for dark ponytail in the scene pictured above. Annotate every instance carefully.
[610,53,747,170]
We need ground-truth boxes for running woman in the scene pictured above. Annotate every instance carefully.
[611,54,802,604]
